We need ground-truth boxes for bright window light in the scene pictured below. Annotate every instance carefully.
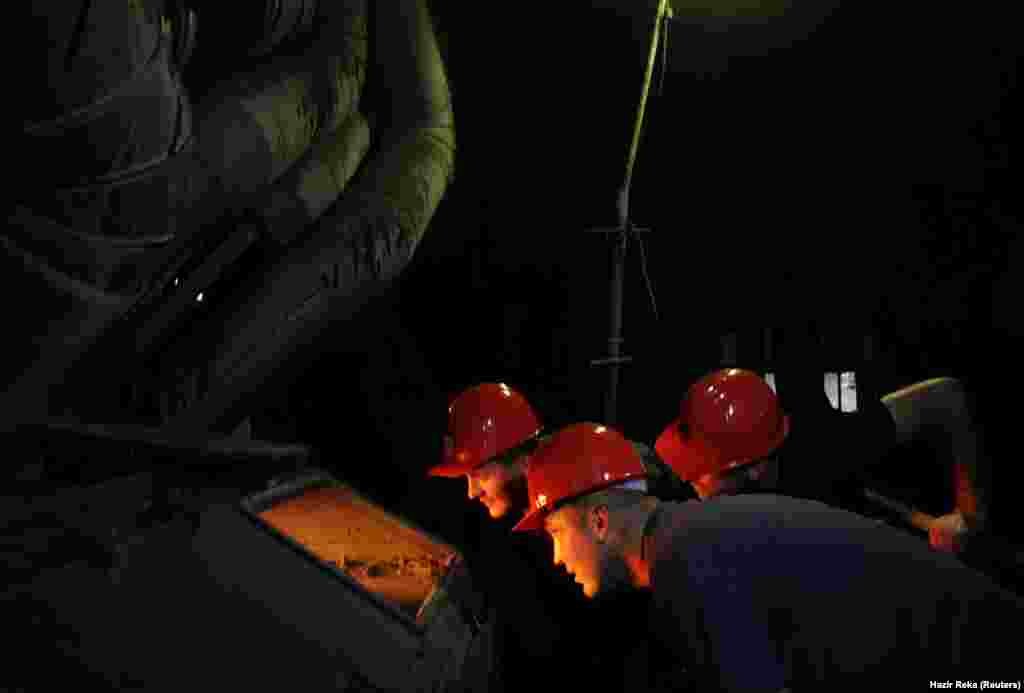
[824,372,858,412]
[824,372,839,409]
[840,371,858,412]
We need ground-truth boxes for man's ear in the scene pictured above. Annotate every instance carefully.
[590,505,610,542]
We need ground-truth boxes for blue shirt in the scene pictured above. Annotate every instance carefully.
[644,495,1023,691]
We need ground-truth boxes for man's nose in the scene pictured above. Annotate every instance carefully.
[466,476,482,499]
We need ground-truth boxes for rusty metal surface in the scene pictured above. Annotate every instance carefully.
[252,482,454,617]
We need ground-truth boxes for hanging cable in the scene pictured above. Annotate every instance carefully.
[632,2,670,324]
[636,235,659,321]
[620,0,671,220]
[657,6,672,97]
[643,5,671,321]
[591,0,672,425]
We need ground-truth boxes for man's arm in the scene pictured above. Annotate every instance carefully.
[881,377,989,537]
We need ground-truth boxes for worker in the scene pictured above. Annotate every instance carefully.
[420,383,588,690]
[514,422,1024,689]
[427,382,688,690]
[654,368,989,554]
[428,382,689,519]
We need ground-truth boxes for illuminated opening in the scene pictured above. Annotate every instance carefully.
[257,484,454,617]
[766,372,857,411]
[824,372,858,412]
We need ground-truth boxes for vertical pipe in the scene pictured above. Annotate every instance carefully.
[602,0,670,426]
[604,233,628,426]
[620,0,671,209]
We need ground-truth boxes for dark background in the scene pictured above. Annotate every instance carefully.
[244,2,1019,528]
[9,4,1021,689]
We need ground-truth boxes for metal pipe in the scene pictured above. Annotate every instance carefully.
[863,487,1024,575]
[604,234,628,425]
[862,488,936,534]
[599,0,670,425]
[619,0,671,224]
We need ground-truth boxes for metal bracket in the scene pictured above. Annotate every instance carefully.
[585,221,650,424]
[584,224,651,236]
[590,356,633,367]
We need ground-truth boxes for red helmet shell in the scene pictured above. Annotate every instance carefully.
[428,383,543,478]
[513,423,646,532]
[655,368,790,482]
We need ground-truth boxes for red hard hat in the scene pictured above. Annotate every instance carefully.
[655,368,790,482]
[428,383,543,478]
[513,423,646,532]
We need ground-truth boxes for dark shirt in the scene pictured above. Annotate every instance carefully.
[773,398,899,513]
[643,496,1023,691]
[465,512,590,691]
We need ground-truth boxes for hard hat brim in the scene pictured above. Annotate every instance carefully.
[512,507,545,532]
[427,461,471,478]
[429,438,482,478]
[654,415,791,482]
[655,417,717,482]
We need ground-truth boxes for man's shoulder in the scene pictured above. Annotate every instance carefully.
[656,494,860,537]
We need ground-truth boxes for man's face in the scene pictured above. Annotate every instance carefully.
[544,504,613,598]
[465,456,527,519]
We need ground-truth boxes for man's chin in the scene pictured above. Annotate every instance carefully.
[485,502,508,519]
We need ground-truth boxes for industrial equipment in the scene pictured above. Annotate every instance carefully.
[194,469,496,691]
[3,427,496,692]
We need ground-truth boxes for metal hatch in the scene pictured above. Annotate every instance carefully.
[193,468,496,692]
[240,470,458,625]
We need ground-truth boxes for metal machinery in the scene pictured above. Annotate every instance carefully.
[3,425,496,692]
[4,1,473,689]
[7,0,454,436]
[199,470,496,692]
